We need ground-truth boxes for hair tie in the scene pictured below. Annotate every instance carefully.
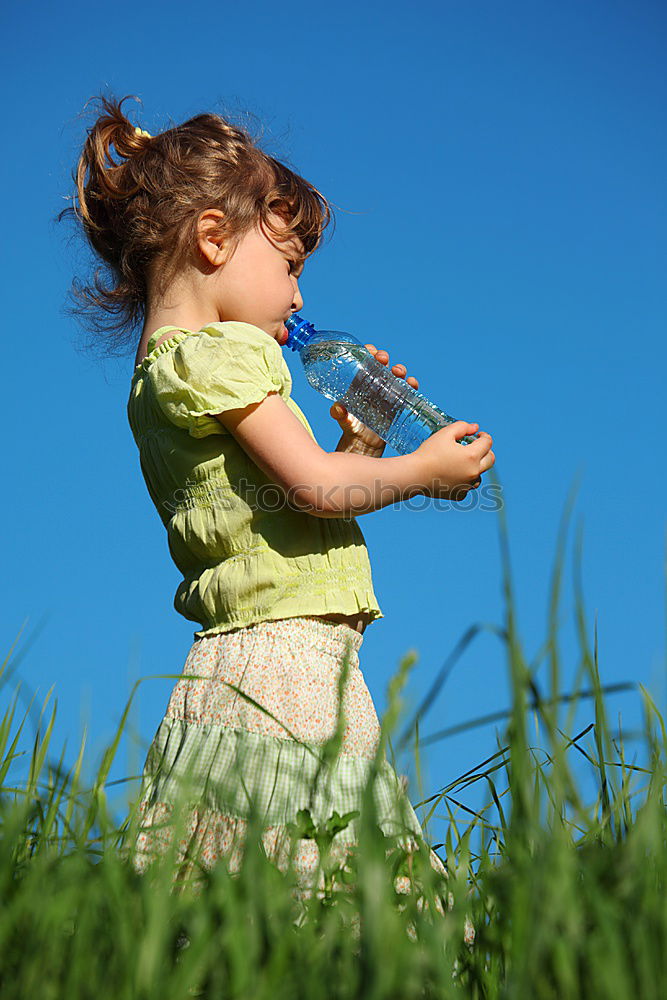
[134,126,153,139]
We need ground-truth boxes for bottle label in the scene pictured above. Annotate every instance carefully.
[338,367,408,438]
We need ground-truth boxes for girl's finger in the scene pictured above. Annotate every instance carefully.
[366,346,418,386]
[391,363,418,389]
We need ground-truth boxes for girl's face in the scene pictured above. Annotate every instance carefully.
[214,213,305,346]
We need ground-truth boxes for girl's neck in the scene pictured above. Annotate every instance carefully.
[135,309,209,369]
[142,307,218,340]
[141,269,223,343]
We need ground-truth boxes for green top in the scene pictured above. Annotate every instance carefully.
[127,321,384,640]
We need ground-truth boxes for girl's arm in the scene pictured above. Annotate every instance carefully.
[212,392,492,518]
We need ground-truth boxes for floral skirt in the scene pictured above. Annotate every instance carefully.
[129,615,457,913]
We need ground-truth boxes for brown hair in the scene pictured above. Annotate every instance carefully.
[58,94,334,357]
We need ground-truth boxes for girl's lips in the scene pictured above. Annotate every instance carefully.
[279,325,289,345]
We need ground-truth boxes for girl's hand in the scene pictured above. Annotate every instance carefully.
[414,422,495,501]
[332,345,419,456]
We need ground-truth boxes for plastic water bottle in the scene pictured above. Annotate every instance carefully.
[284,313,480,454]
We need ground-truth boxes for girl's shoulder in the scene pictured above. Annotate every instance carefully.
[133,321,290,385]
[201,320,285,357]
[130,321,295,441]
[201,321,293,390]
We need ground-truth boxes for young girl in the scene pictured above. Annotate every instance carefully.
[62,95,494,910]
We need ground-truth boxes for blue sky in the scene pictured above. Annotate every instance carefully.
[2,0,665,850]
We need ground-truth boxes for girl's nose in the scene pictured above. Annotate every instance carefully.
[292,282,303,313]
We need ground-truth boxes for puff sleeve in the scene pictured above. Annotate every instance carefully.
[149,321,289,438]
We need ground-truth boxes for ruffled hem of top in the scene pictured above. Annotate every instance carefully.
[191,604,384,642]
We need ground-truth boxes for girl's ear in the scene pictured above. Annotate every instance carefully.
[196,209,227,265]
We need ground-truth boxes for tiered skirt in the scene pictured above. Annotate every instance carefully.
[129,615,452,903]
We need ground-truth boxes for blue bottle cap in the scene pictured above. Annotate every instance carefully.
[285,313,316,352]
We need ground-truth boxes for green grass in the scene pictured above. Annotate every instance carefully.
[1,473,665,999]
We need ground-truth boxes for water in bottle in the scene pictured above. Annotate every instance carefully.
[284,313,480,454]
